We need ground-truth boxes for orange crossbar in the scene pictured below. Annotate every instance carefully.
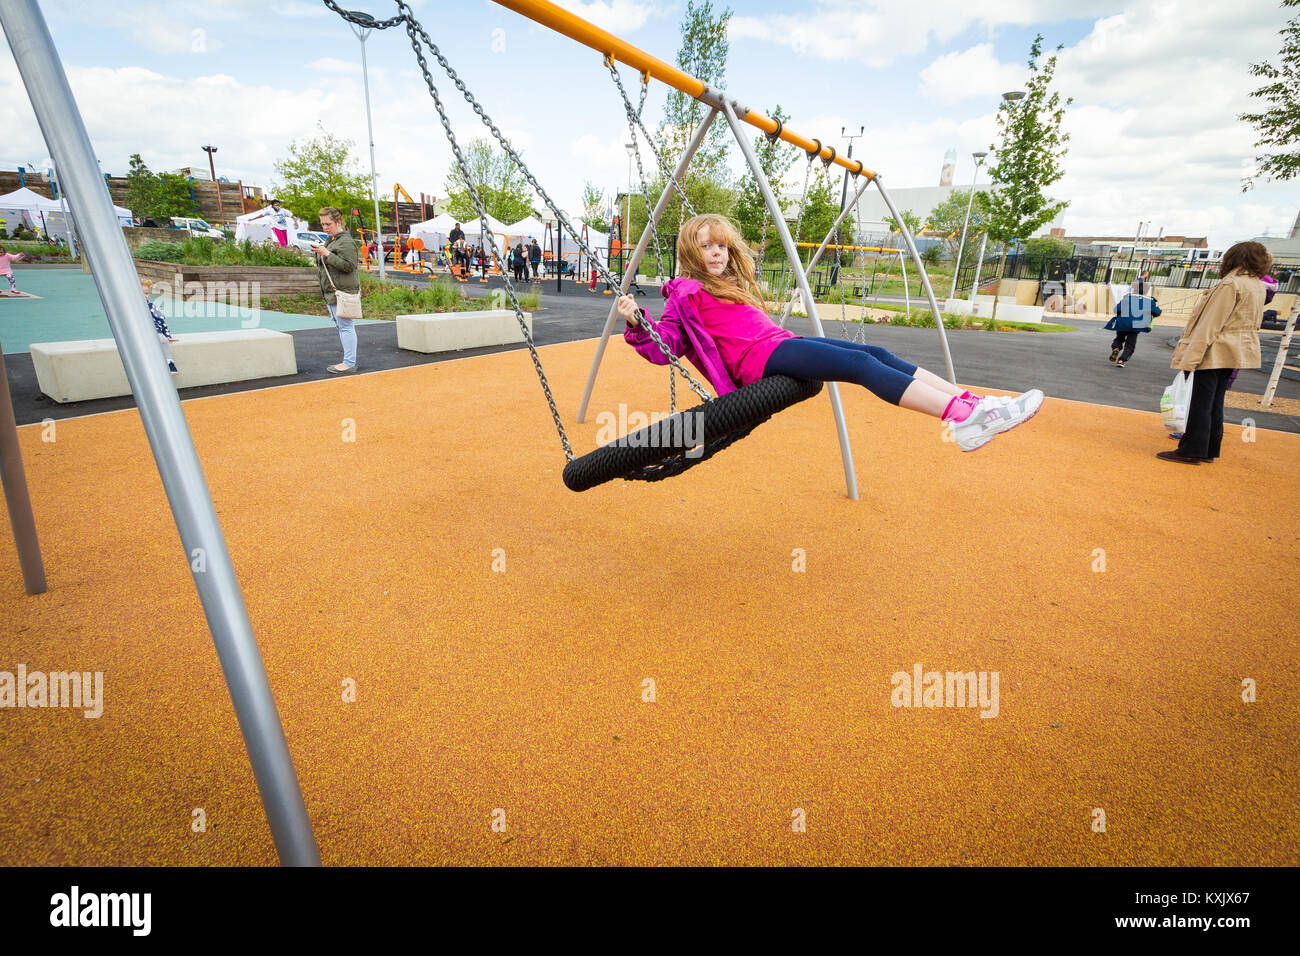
[491,0,877,179]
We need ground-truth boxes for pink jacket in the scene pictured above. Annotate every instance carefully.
[622,277,740,396]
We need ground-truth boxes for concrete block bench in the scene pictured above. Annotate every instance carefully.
[30,329,297,403]
[396,309,532,353]
[945,296,1045,324]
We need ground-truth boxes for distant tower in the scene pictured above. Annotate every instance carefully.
[939,148,957,187]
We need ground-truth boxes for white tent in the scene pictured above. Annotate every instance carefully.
[503,216,547,247]
[234,208,306,244]
[0,187,61,235]
[408,213,457,253]
[557,220,611,269]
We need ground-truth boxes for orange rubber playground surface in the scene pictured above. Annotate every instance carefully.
[1,338,1298,866]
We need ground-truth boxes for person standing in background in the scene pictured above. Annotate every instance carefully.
[1158,241,1273,465]
[529,237,542,281]
[1105,277,1162,368]
[250,199,295,247]
[311,206,361,374]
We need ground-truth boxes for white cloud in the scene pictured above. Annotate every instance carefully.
[551,0,659,34]
[731,0,1118,68]
[919,44,1027,103]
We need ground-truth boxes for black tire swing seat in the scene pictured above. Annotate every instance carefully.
[562,374,824,492]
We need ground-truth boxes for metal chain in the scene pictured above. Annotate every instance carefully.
[319,0,406,29]
[392,5,716,408]
[607,60,678,414]
[605,60,697,222]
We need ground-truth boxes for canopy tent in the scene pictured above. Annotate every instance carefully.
[549,219,611,269]
[407,213,456,252]
[0,186,60,235]
[1,187,130,235]
[502,215,547,247]
[234,208,306,244]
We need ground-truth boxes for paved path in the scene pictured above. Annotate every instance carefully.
[5,276,1297,434]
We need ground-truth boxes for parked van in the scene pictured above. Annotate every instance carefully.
[170,217,225,240]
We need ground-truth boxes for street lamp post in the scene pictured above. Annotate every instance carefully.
[201,144,223,224]
[349,11,384,278]
[949,150,987,298]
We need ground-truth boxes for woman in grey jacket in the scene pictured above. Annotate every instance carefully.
[311,206,361,373]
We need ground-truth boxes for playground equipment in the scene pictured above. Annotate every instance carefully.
[0,0,959,864]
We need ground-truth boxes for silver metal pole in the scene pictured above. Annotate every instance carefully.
[779,175,872,326]
[577,106,719,424]
[874,177,957,384]
[723,100,858,501]
[0,0,319,866]
[1261,300,1297,407]
[969,230,989,302]
[0,341,46,595]
[353,23,385,279]
[949,159,982,298]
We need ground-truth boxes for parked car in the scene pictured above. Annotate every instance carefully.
[289,230,329,255]
[169,216,224,240]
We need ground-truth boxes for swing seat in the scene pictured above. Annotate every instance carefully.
[562,375,823,492]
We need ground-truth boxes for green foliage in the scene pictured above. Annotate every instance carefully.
[262,274,540,321]
[581,181,607,226]
[124,154,198,219]
[442,137,537,225]
[926,188,992,264]
[0,238,73,260]
[882,208,923,239]
[920,243,944,267]
[272,123,372,228]
[656,0,733,234]
[133,237,312,267]
[985,35,1072,245]
[1242,0,1300,189]
[1020,236,1073,270]
[733,104,794,245]
[798,167,840,245]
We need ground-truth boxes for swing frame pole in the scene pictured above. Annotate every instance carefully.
[1,0,320,866]
[723,100,859,501]
[873,177,957,385]
[576,105,719,424]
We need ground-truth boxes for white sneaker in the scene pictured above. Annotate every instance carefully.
[947,390,1043,452]
[987,389,1045,434]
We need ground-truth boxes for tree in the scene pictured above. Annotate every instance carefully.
[882,208,924,244]
[272,122,372,229]
[1241,0,1300,189]
[926,188,992,265]
[581,181,607,225]
[656,0,733,234]
[156,172,198,219]
[984,35,1071,317]
[123,154,197,220]
[733,104,794,247]
[442,137,536,225]
[799,167,840,245]
[125,154,159,220]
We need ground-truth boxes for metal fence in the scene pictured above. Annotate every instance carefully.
[955,253,1300,299]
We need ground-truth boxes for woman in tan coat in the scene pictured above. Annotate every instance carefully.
[1158,241,1273,465]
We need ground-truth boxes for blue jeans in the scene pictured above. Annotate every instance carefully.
[763,337,918,405]
[328,303,357,367]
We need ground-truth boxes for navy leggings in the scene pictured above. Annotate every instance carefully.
[762,337,918,406]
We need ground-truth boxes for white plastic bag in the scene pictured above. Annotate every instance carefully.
[1161,370,1194,432]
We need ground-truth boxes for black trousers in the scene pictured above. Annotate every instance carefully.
[1110,330,1140,362]
[1177,367,1234,459]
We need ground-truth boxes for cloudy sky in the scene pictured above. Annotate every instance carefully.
[2,0,1297,249]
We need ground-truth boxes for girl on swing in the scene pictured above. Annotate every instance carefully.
[617,214,1044,452]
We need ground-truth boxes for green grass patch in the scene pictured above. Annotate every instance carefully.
[259,274,541,321]
[0,239,76,261]
[842,301,1073,332]
[133,236,312,267]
